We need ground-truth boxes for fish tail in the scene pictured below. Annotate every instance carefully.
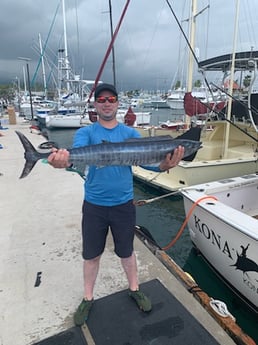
[16,131,43,178]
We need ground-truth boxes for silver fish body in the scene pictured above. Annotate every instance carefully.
[15,131,202,179]
[68,136,201,166]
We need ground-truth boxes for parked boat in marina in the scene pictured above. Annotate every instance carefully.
[45,112,90,129]
[167,88,185,110]
[133,50,258,192]
[158,119,186,130]
[181,173,258,314]
[150,95,170,109]
[117,106,151,126]
[44,105,151,129]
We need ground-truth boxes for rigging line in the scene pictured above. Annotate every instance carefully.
[165,0,213,96]
[87,0,131,102]
[141,2,166,81]
[204,0,210,60]
[134,187,204,206]
[170,0,188,89]
[108,0,116,88]
[243,0,257,49]
[165,0,199,66]
[31,45,57,89]
[31,1,61,86]
[211,81,258,117]
[194,89,258,142]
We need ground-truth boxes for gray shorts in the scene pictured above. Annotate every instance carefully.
[81,200,136,260]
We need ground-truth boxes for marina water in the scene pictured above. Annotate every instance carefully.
[44,108,257,343]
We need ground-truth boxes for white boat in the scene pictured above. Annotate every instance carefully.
[134,119,258,191]
[117,106,151,126]
[166,88,185,110]
[167,86,227,112]
[45,112,90,128]
[36,106,77,128]
[181,173,258,313]
[133,50,258,192]
[158,119,186,130]
[130,96,152,109]
[133,111,151,125]
[151,96,170,109]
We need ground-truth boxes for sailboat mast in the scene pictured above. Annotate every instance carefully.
[185,0,197,128]
[186,0,197,93]
[23,66,27,94]
[62,0,70,91]
[223,0,240,157]
[38,33,47,99]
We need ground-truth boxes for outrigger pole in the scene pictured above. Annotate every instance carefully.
[88,0,131,101]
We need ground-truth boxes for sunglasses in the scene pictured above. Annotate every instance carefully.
[96,96,118,104]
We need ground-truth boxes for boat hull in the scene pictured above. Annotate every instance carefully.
[167,99,184,110]
[133,157,257,191]
[45,114,84,128]
[181,174,258,313]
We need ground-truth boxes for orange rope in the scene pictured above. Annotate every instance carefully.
[162,195,218,251]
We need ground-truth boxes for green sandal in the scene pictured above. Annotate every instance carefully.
[74,298,94,325]
[129,289,152,312]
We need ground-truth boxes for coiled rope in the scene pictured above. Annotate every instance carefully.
[209,299,236,321]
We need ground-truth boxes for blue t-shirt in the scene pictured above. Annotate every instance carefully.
[73,122,141,206]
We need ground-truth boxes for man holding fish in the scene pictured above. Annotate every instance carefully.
[48,83,185,325]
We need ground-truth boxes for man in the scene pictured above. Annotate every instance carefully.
[48,83,184,326]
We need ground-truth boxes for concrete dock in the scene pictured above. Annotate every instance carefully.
[0,116,247,345]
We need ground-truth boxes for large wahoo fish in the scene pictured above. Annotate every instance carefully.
[15,130,202,179]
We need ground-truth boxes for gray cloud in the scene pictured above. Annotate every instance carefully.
[1,0,258,91]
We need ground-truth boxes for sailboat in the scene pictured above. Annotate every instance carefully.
[35,0,96,129]
[133,1,258,192]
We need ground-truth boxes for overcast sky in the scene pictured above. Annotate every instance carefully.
[1,0,258,92]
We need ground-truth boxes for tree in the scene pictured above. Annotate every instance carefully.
[243,75,251,88]
[0,84,15,102]
[194,79,202,88]
[174,80,181,89]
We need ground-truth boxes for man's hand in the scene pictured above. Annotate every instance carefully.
[48,148,71,169]
[159,146,184,171]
